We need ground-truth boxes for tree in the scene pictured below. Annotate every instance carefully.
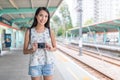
[59,1,73,37]
[57,27,63,36]
[84,18,94,26]
[52,15,61,26]
[52,15,62,35]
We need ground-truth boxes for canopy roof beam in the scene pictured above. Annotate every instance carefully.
[0,7,57,16]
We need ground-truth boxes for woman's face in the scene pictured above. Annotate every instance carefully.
[36,10,48,26]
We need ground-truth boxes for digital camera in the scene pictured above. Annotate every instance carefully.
[38,43,45,48]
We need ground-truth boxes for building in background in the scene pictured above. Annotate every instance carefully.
[94,0,120,23]
[66,0,120,26]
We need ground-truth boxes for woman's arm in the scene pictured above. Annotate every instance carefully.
[23,29,35,54]
[50,30,57,51]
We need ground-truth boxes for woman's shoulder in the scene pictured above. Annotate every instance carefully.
[44,28,49,33]
[27,27,35,31]
[30,27,35,32]
[45,28,49,30]
[31,27,35,30]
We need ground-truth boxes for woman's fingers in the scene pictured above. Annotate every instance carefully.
[45,43,53,51]
[32,43,38,51]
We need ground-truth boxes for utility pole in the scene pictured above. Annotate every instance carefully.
[76,0,82,55]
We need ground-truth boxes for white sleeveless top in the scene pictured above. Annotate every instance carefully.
[29,28,54,66]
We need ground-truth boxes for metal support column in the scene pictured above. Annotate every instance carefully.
[76,0,82,56]
[117,27,120,45]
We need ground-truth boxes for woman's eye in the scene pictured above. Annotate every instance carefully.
[39,14,43,16]
[45,15,48,18]
[38,14,48,18]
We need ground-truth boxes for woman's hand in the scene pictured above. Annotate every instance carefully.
[45,43,56,51]
[45,43,51,50]
[45,43,53,51]
[31,43,38,52]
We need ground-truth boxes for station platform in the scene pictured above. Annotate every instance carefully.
[70,41,120,57]
[71,41,120,51]
[0,49,98,80]
[83,42,120,52]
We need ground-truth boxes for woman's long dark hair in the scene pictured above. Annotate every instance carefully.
[31,7,50,29]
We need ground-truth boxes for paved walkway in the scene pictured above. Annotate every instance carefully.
[0,50,63,80]
[0,50,30,80]
[0,49,99,80]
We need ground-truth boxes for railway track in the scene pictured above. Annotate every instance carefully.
[57,42,120,80]
[66,44,120,67]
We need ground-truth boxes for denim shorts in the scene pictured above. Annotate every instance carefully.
[29,64,54,77]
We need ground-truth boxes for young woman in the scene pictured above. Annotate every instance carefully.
[23,7,56,80]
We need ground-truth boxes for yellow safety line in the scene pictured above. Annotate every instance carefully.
[83,77,90,80]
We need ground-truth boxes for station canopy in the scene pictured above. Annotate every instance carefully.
[69,18,120,34]
[0,0,63,29]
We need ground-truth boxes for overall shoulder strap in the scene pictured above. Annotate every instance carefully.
[29,28,31,43]
[48,28,54,47]
[48,28,51,38]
